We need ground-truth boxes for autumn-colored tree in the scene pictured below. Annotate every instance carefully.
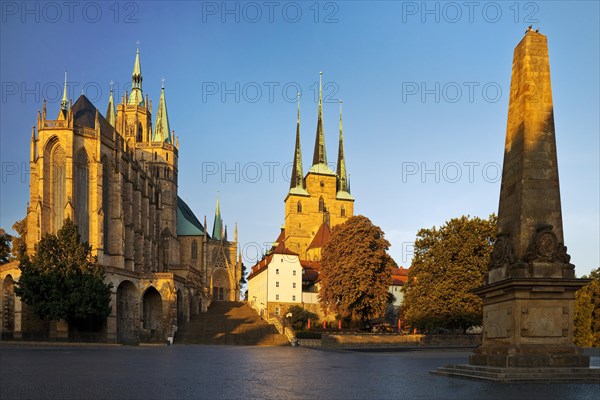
[15,218,112,324]
[319,215,395,325]
[403,215,496,332]
[0,228,12,264]
[574,268,600,347]
[11,217,27,261]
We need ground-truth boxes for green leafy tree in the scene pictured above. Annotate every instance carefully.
[403,215,496,333]
[0,228,12,264]
[11,217,27,261]
[284,305,318,330]
[14,218,112,324]
[574,268,600,347]
[319,215,395,325]
[240,263,247,285]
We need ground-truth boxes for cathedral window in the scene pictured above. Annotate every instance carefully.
[74,149,90,243]
[191,240,198,260]
[297,201,302,213]
[320,181,324,188]
[102,157,110,253]
[341,206,346,217]
[319,196,325,212]
[47,143,66,234]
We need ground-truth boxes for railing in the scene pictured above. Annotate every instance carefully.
[267,315,296,344]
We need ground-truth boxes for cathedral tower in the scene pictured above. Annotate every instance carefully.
[284,73,354,259]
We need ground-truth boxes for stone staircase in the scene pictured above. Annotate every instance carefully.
[175,301,289,346]
[432,364,600,383]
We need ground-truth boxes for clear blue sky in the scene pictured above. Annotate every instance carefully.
[1,1,598,276]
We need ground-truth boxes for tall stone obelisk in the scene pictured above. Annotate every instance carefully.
[470,28,589,369]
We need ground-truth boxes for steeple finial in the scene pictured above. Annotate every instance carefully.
[152,81,172,143]
[212,192,223,240]
[312,71,327,166]
[128,44,144,106]
[337,99,349,193]
[289,92,306,192]
[60,71,68,111]
[106,81,116,127]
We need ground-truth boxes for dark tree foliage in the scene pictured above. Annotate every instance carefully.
[11,217,27,261]
[574,268,600,347]
[284,305,318,330]
[403,215,496,333]
[240,263,247,285]
[0,228,12,264]
[319,215,395,325]
[14,218,112,323]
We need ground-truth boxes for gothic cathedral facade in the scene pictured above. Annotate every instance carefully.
[0,50,241,343]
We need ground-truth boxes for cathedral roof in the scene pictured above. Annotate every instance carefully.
[176,196,207,237]
[308,222,330,250]
[71,95,114,137]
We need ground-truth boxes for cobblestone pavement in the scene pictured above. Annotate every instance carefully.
[0,345,598,400]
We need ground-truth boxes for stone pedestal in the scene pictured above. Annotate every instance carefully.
[470,278,589,369]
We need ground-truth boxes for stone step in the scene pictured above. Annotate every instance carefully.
[432,365,600,383]
[175,301,288,346]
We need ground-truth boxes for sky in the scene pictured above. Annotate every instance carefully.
[0,1,598,277]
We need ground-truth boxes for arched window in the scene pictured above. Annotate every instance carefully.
[341,205,346,217]
[297,201,302,213]
[191,240,198,260]
[50,144,66,233]
[102,156,110,252]
[318,196,325,212]
[136,123,143,142]
[75,149,90,243]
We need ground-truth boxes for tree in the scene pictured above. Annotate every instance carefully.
[14,218,112,324]
[0,228,12,264]
[239,263,247,285]
[284,305,318,330]
[574,268,600,347]
[11,217,27,261]
[319,215,395,325]
[403,215,496,333]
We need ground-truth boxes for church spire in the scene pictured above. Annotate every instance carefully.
[128,46,144,106]
[312,71,327,166]
[289,92,305,192]
[212,193,223,240]
[336,99,349,193]
[106,81,116,127]
[153,79,172,143]
[60,71,68,111]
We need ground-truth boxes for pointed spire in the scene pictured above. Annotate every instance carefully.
[60,71,68,111]
[234,223,238,243]
[289,92,306,192]
[128,46,144,106]
[106,81,116,127]
[212,193,223,240]
[312,71,327,166]
[223,225,228,242]
[152,79,172,143]
[336,99,349,193]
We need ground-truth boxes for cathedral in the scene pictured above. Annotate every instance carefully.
[0,49,242,343]
[247,73,355,318]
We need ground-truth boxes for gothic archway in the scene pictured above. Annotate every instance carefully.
[116,280,138,343]
[211,268,230,301]
[2,275,15,338]
[142,287,162,340]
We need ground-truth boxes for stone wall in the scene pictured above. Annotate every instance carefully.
[299,333,481,349]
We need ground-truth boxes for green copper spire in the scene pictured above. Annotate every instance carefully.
[312,71,327,166]
[153,80,172,143]
[128,46,144,106]
[212,193,223,240]
[336,99,349,193]
[106,81,116,127]
[289,92,306,193]
[60,71,68,111]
